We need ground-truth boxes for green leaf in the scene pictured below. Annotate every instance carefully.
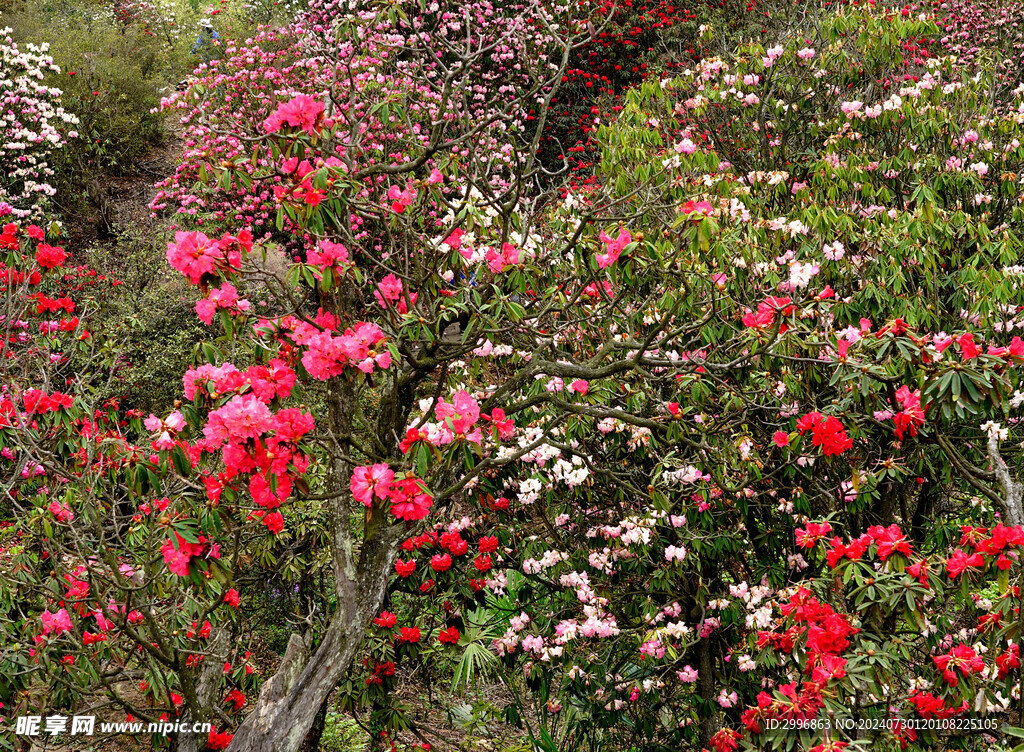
[170,447,191,477]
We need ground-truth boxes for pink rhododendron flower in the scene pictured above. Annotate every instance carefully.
[204,394,274,444]
[144,410,186,450]
[48,500,74,522]
[374,274,417,312]
[597,227,631,269]
[167,231,222,285]
[387,185,416,213]
[161,535,203,577]
[306,239,350,271]
[434,390,482,444]
[195,283,250,325]
[95,604,118,631]
[680,200,714,216]
[486,243,521,273]
[351,464,395,507]
[246,360,297,403]
[294,320,391,379]
[677,665,698,682]
[263,94,324,134]
[183,362,244,400]
[40,608,73,636]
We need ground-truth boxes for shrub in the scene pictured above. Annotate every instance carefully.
[0,27,78,218]
[6,1,170,218]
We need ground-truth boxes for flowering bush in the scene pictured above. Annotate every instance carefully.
[0,29,78,218]
[333,5,1024,751]
[0,219,271,751]
[6,3,1024,752]
[923,0,1024,105]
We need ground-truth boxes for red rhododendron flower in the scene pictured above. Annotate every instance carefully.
[908,691,958,719]
[709,728,742,752]
[399,626,421,643]
[208,729,233,750]
[263,512,284,535]
[933,643,984,686]
[907,559,930,587]
[795,412,852,455]
[795,521,833,549]
[981,524,1024,554]
[945,548,984,579]
[742,296,793,330]
[224,689,246,711]
[82,631,106,645]
[438,626,460,644]
[809,653,847,684]
[374,611,397,628]
[809,741,848,752]
[867,524,912,561]
[36,243,67,270]
[957,332,980,359]
[893,385,925,439]
[223,589,240,608]
[388,476,433,521]
[997,644,1020,678]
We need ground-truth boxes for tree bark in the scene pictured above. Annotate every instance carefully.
[177,629,233,752]
[696,638,719,748]
[301,698,330,752]
[225,516,400,752]
[989,433,1024,527]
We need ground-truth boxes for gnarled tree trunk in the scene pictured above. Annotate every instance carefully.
[227,342,406,752]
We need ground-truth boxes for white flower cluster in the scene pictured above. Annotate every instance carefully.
[1,29,79,218]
